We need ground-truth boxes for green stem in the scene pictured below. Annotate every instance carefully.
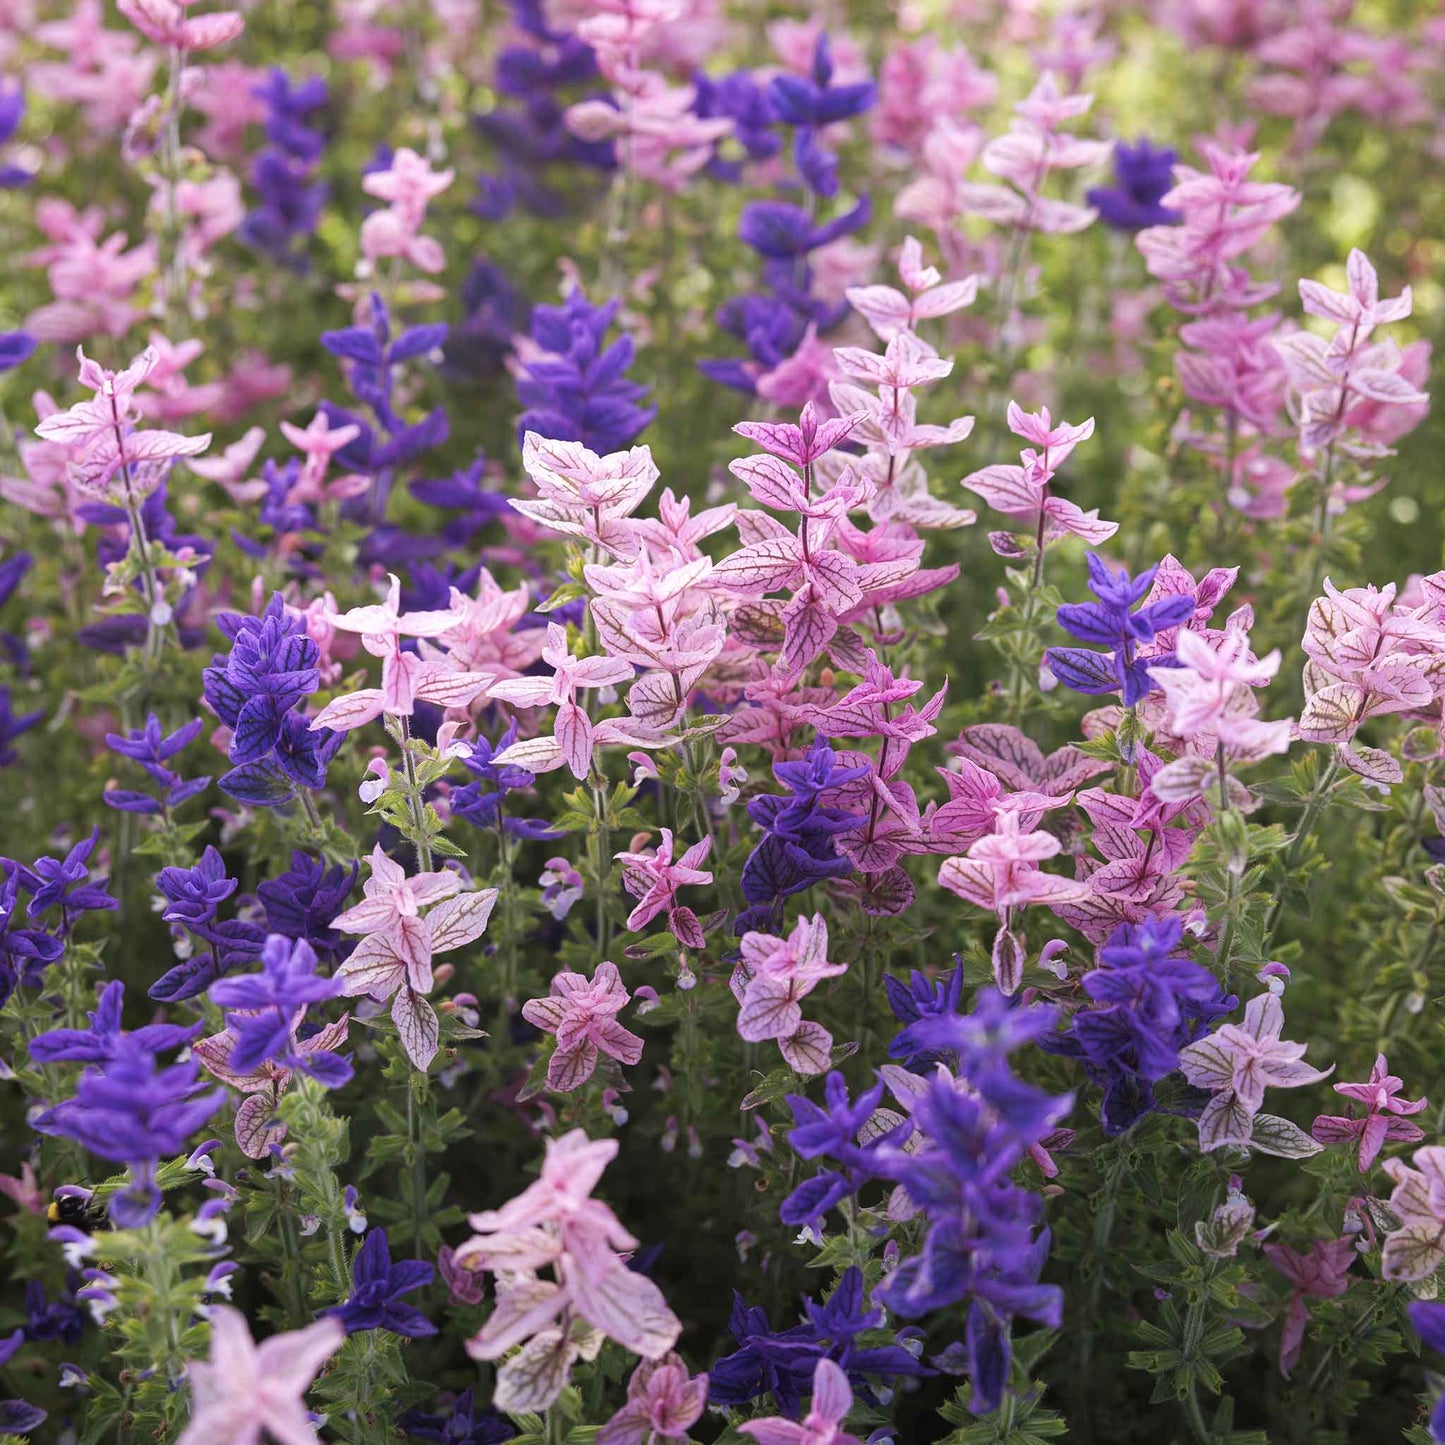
[277,1189,310,1326]
[1264,756,1341,940]
[406,1077,428,1258]
[591,780,613,958]
[399,716,433,872]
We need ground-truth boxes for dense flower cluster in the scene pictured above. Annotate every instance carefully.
[0,3,1442,1444]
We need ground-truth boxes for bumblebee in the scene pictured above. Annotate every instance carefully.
[46,1193,110,1233]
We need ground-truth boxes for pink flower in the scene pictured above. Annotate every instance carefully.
[1178,993,1331,1151]
[457,1129,681,1412]
[522,961,644,1091]
[332,846,498,1070]
[185,426,268,504]
[1312,1054,1427,1171]
[118,0,243,51]
[938,812,1088,991]
[279,411,364,503]
[616,830,713,947]
[1151,626,1283,736]
[423,568,543,683]
[598,1353,708,1445]
[193,1013,351,1158]
[739,1358,862,1445]
[488,621,639,779]
[32,344,211,501]
[177,1306,343,1445]
[309,574,492,732]
[358,147,453,275]
[731,913,846,1075]
[513,431,659,557]
[361,146,454,224]
[1381,1146,1445,1281]
[956,71,1108,236]
[1263,1237,1355,1376]
[0,1162,45,1216]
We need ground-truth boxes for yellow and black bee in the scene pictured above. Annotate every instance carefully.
[45,1192,111,1234]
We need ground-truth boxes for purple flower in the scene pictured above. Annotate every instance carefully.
[884,963,966,1065]
[0,81,31,187]
[737,196,872,261]
[873,991,1072,1415]
[440,264,526,384]
[1409,1302,1445,1442]
[1046,554,1195,706]
[203,595,340,806]
[692,70,780,182]
[30,980,199,1065]
[515,286,654,455]
[24,1277,85,1344]
[768,35,875,198]
[156,847,237,929]
[450,723,565,840]
[16,831,117,929]
[210,935,345,1074]
[240,70,329,268]
[33,1037,226,1225]
[1044,918,1235,1134]
[472,2,612,222]
[737,737,867,934]
[257,851,360,962]
[0,330,36,371]
[0,863,64,1005]
[709,1267,926,1414]
[780,1073,907,1230]
[0,1400,45,1435]
[103,715,211,814]
[203,596,321,758]
[1087,139,1181,231]
[0,687,42,766]
[397,1389,515,1444]
[324,1228,437,1338]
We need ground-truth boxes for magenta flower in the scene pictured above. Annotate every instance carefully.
[963,402,1115,564]
[738,1358,862,1445]
[456,1129,681,1413]
[733,399,864,469]
[521,961,645,1092]
[1263,1237,1355,1377]
[177,1306,343,1445]
[597,1353,708,1445]
[616,830,713,947]
[1313,1053,1427,1171]
[1178,993,1332,1152]
[731,913,846,1076]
